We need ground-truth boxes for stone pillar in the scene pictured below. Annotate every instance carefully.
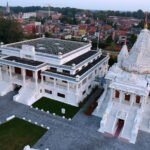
[130,94,135,106]
[141,96,145,110]
[119,91,122,103]
[67,82,70,91]
[41,75,44,94]
[41,75,43,85]
[53,78,56,96]
[122,91,126,103]
[75,84,78,95]
[76,84,78,93]
[0,66,2,80]
[110,88,114,101]
[54,78,56,88]
[75,84,79,105]
[22,69,26,86]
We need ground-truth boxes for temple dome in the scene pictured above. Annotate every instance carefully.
[122,28,150,74]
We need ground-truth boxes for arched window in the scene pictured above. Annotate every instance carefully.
[115,90,120,98]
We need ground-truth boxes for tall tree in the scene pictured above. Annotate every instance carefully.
[0,18,24,44]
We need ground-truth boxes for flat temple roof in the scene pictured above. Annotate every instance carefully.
[45,55,106,78]
[8,38,88,55]
[4,56,44,66]
[64,50,98,66]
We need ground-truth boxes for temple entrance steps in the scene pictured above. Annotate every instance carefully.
[99,102,141,143]
[13,84,39,106]
[0,80,14,96]
[120,108,141,143]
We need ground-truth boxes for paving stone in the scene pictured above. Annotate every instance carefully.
[0,91,150,150]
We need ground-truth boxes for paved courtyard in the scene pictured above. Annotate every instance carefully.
[0,91,150,150]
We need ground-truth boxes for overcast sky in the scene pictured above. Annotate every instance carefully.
[0,0,149,11]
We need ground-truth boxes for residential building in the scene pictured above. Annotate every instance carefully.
[22,22,42,35]
[22,12,37,19]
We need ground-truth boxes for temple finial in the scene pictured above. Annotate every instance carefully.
[144,12,148,29]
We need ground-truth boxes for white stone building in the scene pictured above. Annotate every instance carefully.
[94,25,150,143]
[0,38,109,106]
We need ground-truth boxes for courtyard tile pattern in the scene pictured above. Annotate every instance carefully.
[0,91,150,150]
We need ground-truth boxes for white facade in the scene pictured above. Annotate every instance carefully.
[95,27,150,143]
[0,38,109,106]
[22,12,37,19]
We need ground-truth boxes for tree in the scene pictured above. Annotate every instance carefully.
[129,34,137,47]
[0,18,24,44]
[45,32,52,37]
[109,55,117,66]
[106,35,113,44]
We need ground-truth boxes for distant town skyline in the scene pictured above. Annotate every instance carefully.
[0,0,149,11]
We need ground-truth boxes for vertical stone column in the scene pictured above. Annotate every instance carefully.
[141,96,145,110]
[9,66,12,80]
[67,82,70,91]
[54,78,56,88]
[41,75,44,94]
[120,91,125,103]
[119,91,122,103]
[130,94,135,106]
[41,75,43,85]
[75,84,79,105]
[110,88,114,101]
[0,66,2,80]
[34,71,38,89]
[53,78,56,96]
[22,69,26,86]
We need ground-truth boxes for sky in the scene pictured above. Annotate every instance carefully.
[0,0,149,11]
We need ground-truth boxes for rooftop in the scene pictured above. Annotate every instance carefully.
[45,55,106,78]
[8,38,88,55]
[64,50,98,66]
[4,56,44,66]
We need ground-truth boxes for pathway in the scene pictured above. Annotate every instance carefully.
[0,91,149,150]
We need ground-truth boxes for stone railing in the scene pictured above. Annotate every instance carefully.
[23,145,38,150]
[130,109,143,144]
[95,84,108,113]
[98,102,112,133]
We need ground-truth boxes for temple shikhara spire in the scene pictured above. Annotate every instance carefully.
[144,12,148,29]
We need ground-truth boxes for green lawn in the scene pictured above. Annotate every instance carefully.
[0,118,47,150]
[32,97,80,119]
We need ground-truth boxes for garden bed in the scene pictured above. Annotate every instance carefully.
[32,97,80,119]
[0,118,47,150]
